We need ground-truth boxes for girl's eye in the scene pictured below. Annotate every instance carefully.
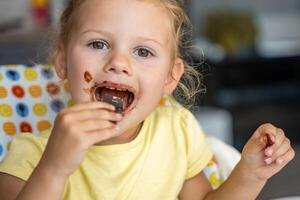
[136,48,154,58]
[88,40,108,49]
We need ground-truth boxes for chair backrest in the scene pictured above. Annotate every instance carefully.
[0,64,71,160]
[206,137,241,180]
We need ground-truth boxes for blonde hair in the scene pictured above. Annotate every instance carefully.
[54,0,204,107]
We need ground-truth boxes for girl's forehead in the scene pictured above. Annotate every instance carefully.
[78,0,172,23]
[75,0,175,45]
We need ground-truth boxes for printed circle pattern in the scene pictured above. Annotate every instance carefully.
[0,104,13,118]
[20,121,33,133]
[29,85,42,98]
[16,103,29,117]
[12,85,25,98]
[46,82,60,96]
[37,120,51,132]
[0,144,3,157]
[41,68,54,79]
[50,99,65,112]
[33,103,48,116]
[68,99,74,108]
[24,68,38,81]
[0,65,72,160]
[3,122,17,136]
[64,81,69,93]
[0,86,7,98]
[6,70,20,81]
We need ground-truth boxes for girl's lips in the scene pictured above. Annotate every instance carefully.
[90,81,138,115]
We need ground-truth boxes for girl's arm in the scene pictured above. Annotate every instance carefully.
[0,173,24,200]
[210,161,266,200]
[0,159,68,200]
[179,162,266,200]
[1,102,122,200]
[15,159,68,200]
[178,171,212,200]
[179,123,295,200]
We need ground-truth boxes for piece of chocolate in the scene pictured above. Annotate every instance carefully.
[102,95,124,113]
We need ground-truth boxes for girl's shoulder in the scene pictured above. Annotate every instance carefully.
[0,129,51,181]
[154,103,195,124]
[6,129,51,155]
[155,95,195,120]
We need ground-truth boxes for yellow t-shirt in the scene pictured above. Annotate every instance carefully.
[0,105,212,199]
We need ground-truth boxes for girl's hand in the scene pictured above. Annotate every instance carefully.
[38,101,123,178]
[240,123,295,181]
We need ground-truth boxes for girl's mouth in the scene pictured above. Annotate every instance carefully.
[90,81,136,114]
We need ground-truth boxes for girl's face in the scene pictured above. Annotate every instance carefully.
[55,0,184,137]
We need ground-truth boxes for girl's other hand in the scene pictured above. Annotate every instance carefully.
[240,123,295,181]
[38,102,123,178]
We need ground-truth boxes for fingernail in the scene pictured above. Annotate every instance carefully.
[114,125,120,131]
[264,157,273,165]
[265,148,273,156]
[277,158,283,164]
[271,135,275,142]
[116,114,122,120]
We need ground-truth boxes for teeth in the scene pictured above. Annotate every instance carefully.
[104,86,128,92]
[106,86,115,90]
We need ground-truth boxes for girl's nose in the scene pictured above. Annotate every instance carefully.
[104,52,133,76]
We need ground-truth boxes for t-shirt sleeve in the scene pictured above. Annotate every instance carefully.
[181,109,213,180]
[0,133,45,181]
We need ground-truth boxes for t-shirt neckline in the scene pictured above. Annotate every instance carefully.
[89,114,152,154]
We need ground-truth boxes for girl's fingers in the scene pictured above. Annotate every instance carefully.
[264,129,286,157]
[270,138,291,159]
[254,123,277,139]
[66,101,115,112]
[275,148,295,165]
[72,109,122,122]
[273,128,285,148]
[249,123,277,152]
[264,138,290,164]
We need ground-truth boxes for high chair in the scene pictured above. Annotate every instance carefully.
[0,64,241,189]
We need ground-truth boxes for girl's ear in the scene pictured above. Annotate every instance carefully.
[163,58,184,95]
[53,42,67,80]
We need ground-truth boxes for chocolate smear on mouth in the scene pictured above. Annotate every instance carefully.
[88,81,135,114]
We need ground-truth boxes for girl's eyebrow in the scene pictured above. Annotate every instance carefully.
[135,36,164,48]
[79,29,163,47]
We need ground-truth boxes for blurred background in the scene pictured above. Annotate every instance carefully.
[0,0,299,199]
[185,1,300,199]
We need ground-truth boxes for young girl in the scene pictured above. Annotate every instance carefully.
[0,0,295,199]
